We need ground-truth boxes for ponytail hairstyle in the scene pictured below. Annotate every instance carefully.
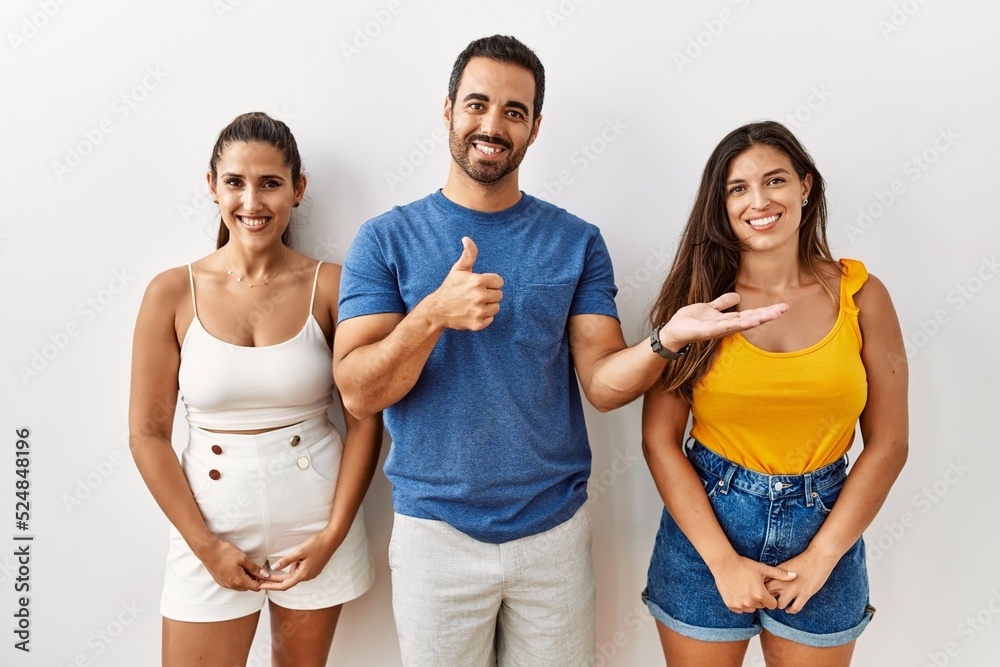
[650,121,836,398]
[208,112,303,249]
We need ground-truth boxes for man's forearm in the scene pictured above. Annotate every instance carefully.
[585,339,669,412]
[335,300,445,419]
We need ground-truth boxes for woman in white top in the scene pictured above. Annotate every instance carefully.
[129,112,379,666]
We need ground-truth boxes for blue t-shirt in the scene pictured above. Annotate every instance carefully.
[339,190,619,543]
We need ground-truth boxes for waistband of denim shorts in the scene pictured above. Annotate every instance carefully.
[188,415,335,459]
[685,438,847,500]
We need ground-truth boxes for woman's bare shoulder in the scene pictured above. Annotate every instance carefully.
[142,265,192,306]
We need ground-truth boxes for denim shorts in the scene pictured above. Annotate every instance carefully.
[642,439,874,647]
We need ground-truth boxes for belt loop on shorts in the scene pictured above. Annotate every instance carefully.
[718,464,737,495]
[804,472,814,507]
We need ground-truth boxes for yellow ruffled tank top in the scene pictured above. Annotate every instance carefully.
[689,259,869,474]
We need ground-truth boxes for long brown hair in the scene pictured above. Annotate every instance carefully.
[208,112,303,249]
[650,121,836,398]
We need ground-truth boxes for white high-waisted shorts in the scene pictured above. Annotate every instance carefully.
[161,415,375,622]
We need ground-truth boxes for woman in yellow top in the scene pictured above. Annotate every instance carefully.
[641,121,908,666]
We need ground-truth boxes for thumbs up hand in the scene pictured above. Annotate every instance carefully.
[427,237,504,331]
[452,235,480,272]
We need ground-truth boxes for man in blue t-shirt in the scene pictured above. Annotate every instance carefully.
[334,35,787,667]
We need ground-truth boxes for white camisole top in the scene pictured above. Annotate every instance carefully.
[178,262,335,430]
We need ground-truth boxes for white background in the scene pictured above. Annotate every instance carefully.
[2,1,998,665]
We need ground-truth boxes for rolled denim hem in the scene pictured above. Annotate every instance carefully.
[759,604,874,648]
[642,589,761,643]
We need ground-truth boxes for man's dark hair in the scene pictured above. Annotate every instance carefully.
[448,35,545,120]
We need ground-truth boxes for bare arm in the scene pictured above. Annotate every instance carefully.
[325,406,383,545]
[642,388,795,613]
[767,274,908,612]
[264,265,385,588]
[261,400,384,588]
[128,270,262,591]
[571,293,789,412]
[334,237,502,420]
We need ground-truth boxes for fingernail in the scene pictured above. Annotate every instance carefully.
[259,569,269,576]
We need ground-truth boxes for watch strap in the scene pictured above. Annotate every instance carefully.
[650,323,690,360]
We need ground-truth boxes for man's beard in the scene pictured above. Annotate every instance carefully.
[449,125,528,184]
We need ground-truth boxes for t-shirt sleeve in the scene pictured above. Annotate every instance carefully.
[569,230,620,320]
[337,222,406,323]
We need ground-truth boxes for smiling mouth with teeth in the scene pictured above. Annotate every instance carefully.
[474,143,504,155]
[239,216,270,227]
[747,213,780,227]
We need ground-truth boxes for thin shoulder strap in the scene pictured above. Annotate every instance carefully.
[187,264,198,319]
[308,262,323,316]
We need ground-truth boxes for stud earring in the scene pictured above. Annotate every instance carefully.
[802,198,808,206]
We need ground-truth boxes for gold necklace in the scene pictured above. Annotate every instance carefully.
[224,247,287,288]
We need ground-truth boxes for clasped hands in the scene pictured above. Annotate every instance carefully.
[196,531,341,593]
[713,550,839,615]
